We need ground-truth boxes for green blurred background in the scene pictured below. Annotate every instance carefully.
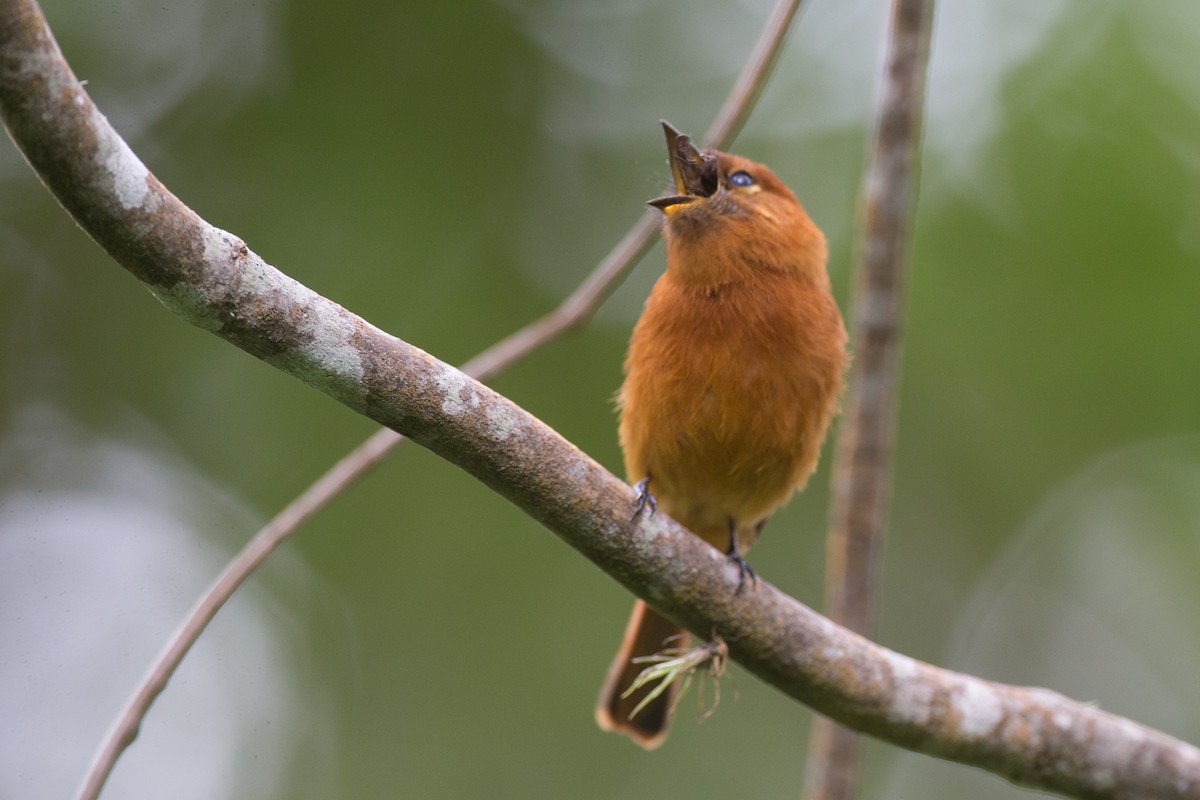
[2,0,1198,797]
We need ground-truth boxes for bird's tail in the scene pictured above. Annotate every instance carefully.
[595,599,690,749]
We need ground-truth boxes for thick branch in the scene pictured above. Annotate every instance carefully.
[2,2,1199,799]
[806,1,935,797]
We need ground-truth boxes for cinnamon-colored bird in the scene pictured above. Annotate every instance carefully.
[596,122,848,749]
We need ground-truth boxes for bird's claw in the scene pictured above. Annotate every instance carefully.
[631,477,657,520]
[728,551,758,595]
[725,523,758,594]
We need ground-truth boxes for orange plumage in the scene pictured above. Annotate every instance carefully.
[595,123,848,749]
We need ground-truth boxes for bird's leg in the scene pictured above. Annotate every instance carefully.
[631,475,657,519]
[726,519,758,594]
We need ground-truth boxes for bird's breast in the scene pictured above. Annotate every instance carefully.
[618,271,847,543]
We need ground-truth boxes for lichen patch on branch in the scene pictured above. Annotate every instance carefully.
[484,402,521,441]
[434,367,480,418]
[94,111,153,212]
[955,680,1005,739]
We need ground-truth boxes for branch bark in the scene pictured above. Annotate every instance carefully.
[805,1,935,798]
[3,2,1199,799]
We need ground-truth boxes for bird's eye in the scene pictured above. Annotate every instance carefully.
[728,170,755,188]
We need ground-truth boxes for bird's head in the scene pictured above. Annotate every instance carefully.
[648,121,827,289]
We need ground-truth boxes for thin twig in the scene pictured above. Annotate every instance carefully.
[803,1,936,799]
[704,0,807,148]
[53,1,809,798]
[4,4,1199,796]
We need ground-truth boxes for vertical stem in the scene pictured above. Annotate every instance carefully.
[803,0,936,798]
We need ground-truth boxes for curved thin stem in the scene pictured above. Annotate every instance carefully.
[705,0,807,148]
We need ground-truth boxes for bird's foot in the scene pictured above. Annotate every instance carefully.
[727,551,758,595]
[726,523,758,594]
[631,476,657,520]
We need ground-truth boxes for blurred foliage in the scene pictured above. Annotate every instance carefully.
[2,1,1198,798]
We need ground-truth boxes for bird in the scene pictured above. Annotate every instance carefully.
[595,122,848,749]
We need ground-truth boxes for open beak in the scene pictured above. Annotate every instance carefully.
[648,121,719,211]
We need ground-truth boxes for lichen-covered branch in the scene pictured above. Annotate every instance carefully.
[2,2,1198,799]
